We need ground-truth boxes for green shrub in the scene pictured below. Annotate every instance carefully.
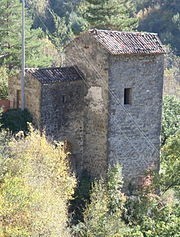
[72,164,180,237]
[160,132,180,197]
[1,108,32,134]
[161,96,180,146]
[124,192,180,237]
[70,170,91,225]
[72,165,128,237]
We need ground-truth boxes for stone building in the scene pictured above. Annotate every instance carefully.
[9,29,165,189]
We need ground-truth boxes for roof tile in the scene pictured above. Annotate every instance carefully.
[26,66,83,84]
[89,29,165,55]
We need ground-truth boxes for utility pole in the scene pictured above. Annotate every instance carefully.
[21,0,25,110]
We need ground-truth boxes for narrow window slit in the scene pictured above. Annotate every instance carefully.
[124,88,132,105]
[62,95,66,103]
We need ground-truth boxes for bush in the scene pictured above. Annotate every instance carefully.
[1,108,33,134]
[0,127,76,237]
[161,96,180,146]
[70,170,91,225]
[160,132,180,196]
[124,192,180,237]
[72,165,128,237]
[72,164,180,237]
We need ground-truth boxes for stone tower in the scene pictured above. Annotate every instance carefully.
[9,29,165,189]
[64,29,165,188]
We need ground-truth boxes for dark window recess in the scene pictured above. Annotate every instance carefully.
[62,95,67,103]
[124,88,132,105]
[16,90,21,108]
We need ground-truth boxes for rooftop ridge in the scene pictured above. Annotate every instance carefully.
[88,28,165,55]
[89,28,158,35]
[26,66,77,71]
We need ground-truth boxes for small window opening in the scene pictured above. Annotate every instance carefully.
[62,95,67,103]
[124,88,132,105]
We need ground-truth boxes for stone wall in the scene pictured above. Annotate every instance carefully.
[25,74,41,126]
[40,80,85,174]
[8,76,21,108]
[108,54,164,189]
[8,74,41,126]
[64,33,109,178]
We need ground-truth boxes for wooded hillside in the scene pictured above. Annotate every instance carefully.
[29,0,180,54]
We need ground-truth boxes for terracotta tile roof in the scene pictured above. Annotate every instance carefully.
[26,66,83,84]
[89,29,165,55]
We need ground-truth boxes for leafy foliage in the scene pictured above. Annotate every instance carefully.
[25,0,180,60]
[124,192,180,237]
[49,10,74,50]
[136,0,180,55]
[31,0,84,49]
[160,132,180,196]
[78,0,138,31]
[161,96,180,146]
[28,0,49,14]
[1,109,33,134]
[70,171,91,225]
[73,165,180,237]
[0,0,55,71]
[72,165,128,237]
[0,127,76,237]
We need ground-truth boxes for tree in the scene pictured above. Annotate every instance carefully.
[72,165,128,237]
[72,164,180,237]
[160,132,180,195]
[78,0,138,31]
[124,191,180,237]
[161,96,180,146]
[136,0,180,55]
[0,0,54,71]
[0,127,76,237]
[49,10,74,50]
[28,0,49,14]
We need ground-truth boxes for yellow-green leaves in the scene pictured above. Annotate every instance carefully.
[0,127,76,237]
